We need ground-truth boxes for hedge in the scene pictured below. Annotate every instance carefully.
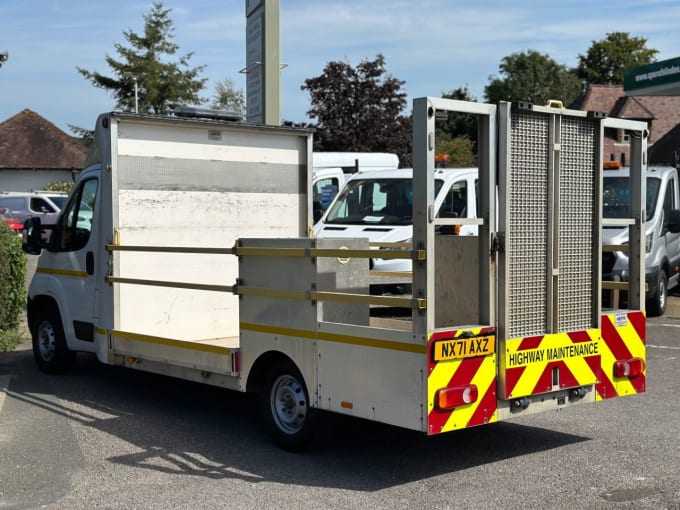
[0,221,26,347]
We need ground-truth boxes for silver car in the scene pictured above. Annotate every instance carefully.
[0,192,67,226]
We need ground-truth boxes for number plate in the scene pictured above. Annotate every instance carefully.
[433,335,495,361]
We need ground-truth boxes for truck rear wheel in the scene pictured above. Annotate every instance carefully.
[261,361,318,451]
[32,306,76,374]
[648,269,667,317]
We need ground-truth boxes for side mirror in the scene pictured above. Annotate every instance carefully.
[22,217,45,255]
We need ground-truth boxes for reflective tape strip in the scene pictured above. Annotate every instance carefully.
[503,330,601,399]
[36,267,89,278]
[427,327,497,434]
[596,311,646,400]
[112,330,232,355]
[240,322,426,354]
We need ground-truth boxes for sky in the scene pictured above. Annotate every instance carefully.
[1,0,680,134]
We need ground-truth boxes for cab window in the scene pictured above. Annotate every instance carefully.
[30,197,57,214]
[56,179,98,252]
[438,180,468,219]
[663,179,675,228]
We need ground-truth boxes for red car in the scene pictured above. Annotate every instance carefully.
[0,207,24,234]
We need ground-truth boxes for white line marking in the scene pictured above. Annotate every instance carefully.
[648,344,680,350]
[0,375,10,417]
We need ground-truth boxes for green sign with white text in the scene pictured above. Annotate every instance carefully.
[624,56,680,96]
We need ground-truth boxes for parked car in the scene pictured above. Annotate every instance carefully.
[0,207,24,234]
[0,192,67,225]
[0,191,68,241]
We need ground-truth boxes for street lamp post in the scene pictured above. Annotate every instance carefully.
[133,76,138,113]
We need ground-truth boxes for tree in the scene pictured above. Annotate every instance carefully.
[485,50,582,107]
[301,54,411,166]
[77,2,207,115]
[576,32,658,85]
[210,77,246,115]
[435,86,478,166]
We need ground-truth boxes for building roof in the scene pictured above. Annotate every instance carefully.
[573,84,680,146]
[0,109,87,170]
[570,84,624,113]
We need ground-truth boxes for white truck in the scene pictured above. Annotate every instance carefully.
[314,166,478,294]
[312,151,399,221]
[23,100,649,451]
[602,163,680,316]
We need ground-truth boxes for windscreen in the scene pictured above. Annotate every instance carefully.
[324,177,444,226]
[49,196,67,210]
[603,176,660,221]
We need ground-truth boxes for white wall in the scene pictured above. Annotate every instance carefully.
[0,169,78,192]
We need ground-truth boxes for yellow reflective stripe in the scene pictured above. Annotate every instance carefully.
[36,267,89,278]
[240,322,426,354]
[94,326,108,336]
[428,357,463,411]
[112,330,231,355]
[442,355,497,432]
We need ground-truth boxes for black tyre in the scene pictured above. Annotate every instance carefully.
[32,305,76,374]
[648,269,667,317]
[261,360,318,451]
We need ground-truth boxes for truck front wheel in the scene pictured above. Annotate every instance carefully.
[32,306,76,374]
[648,269,667,317]
[261,361,318,451]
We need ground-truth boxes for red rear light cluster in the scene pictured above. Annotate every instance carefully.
[614,358,645,378]
[435,385,478,410]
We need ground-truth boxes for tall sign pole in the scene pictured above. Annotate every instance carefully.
[244,0,281,125]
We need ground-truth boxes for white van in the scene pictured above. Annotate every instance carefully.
[602,164,680,316]
[314,167,478,293]
[312,152,399,221]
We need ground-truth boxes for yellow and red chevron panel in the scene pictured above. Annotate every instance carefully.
[502,330,600,399]
[427,327,497,434]
[596,311,646,400]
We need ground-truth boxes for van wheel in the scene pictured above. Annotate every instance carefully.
[261,361,318,451]
[648,269,667,317]
[32,306,76,374]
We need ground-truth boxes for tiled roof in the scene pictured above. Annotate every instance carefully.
[573,84,680,146]
[570,84,624,114]
[0,109,87,170]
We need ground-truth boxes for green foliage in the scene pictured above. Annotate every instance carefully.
[0,328,24,352]
[435,86,478,165]
[484,50,582,106]
[302,54,412,166]
[576,32,658,85]
[436,137,477,168]
[68,124,95,147]
[43,181,74,194]
[77,2,207,115]
[0,221,26,333]
[211,77,245,114]
[436,86,478,142]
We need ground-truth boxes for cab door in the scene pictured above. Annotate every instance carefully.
[43,176,100,350]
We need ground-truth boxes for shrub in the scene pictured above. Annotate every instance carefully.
[43,181,74,194]
[0,328,23,352]
[0,221,26,345]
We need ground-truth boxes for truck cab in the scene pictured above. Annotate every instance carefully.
[311,152,399,221]
[602,164,680,316]
[313,167,478,293]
